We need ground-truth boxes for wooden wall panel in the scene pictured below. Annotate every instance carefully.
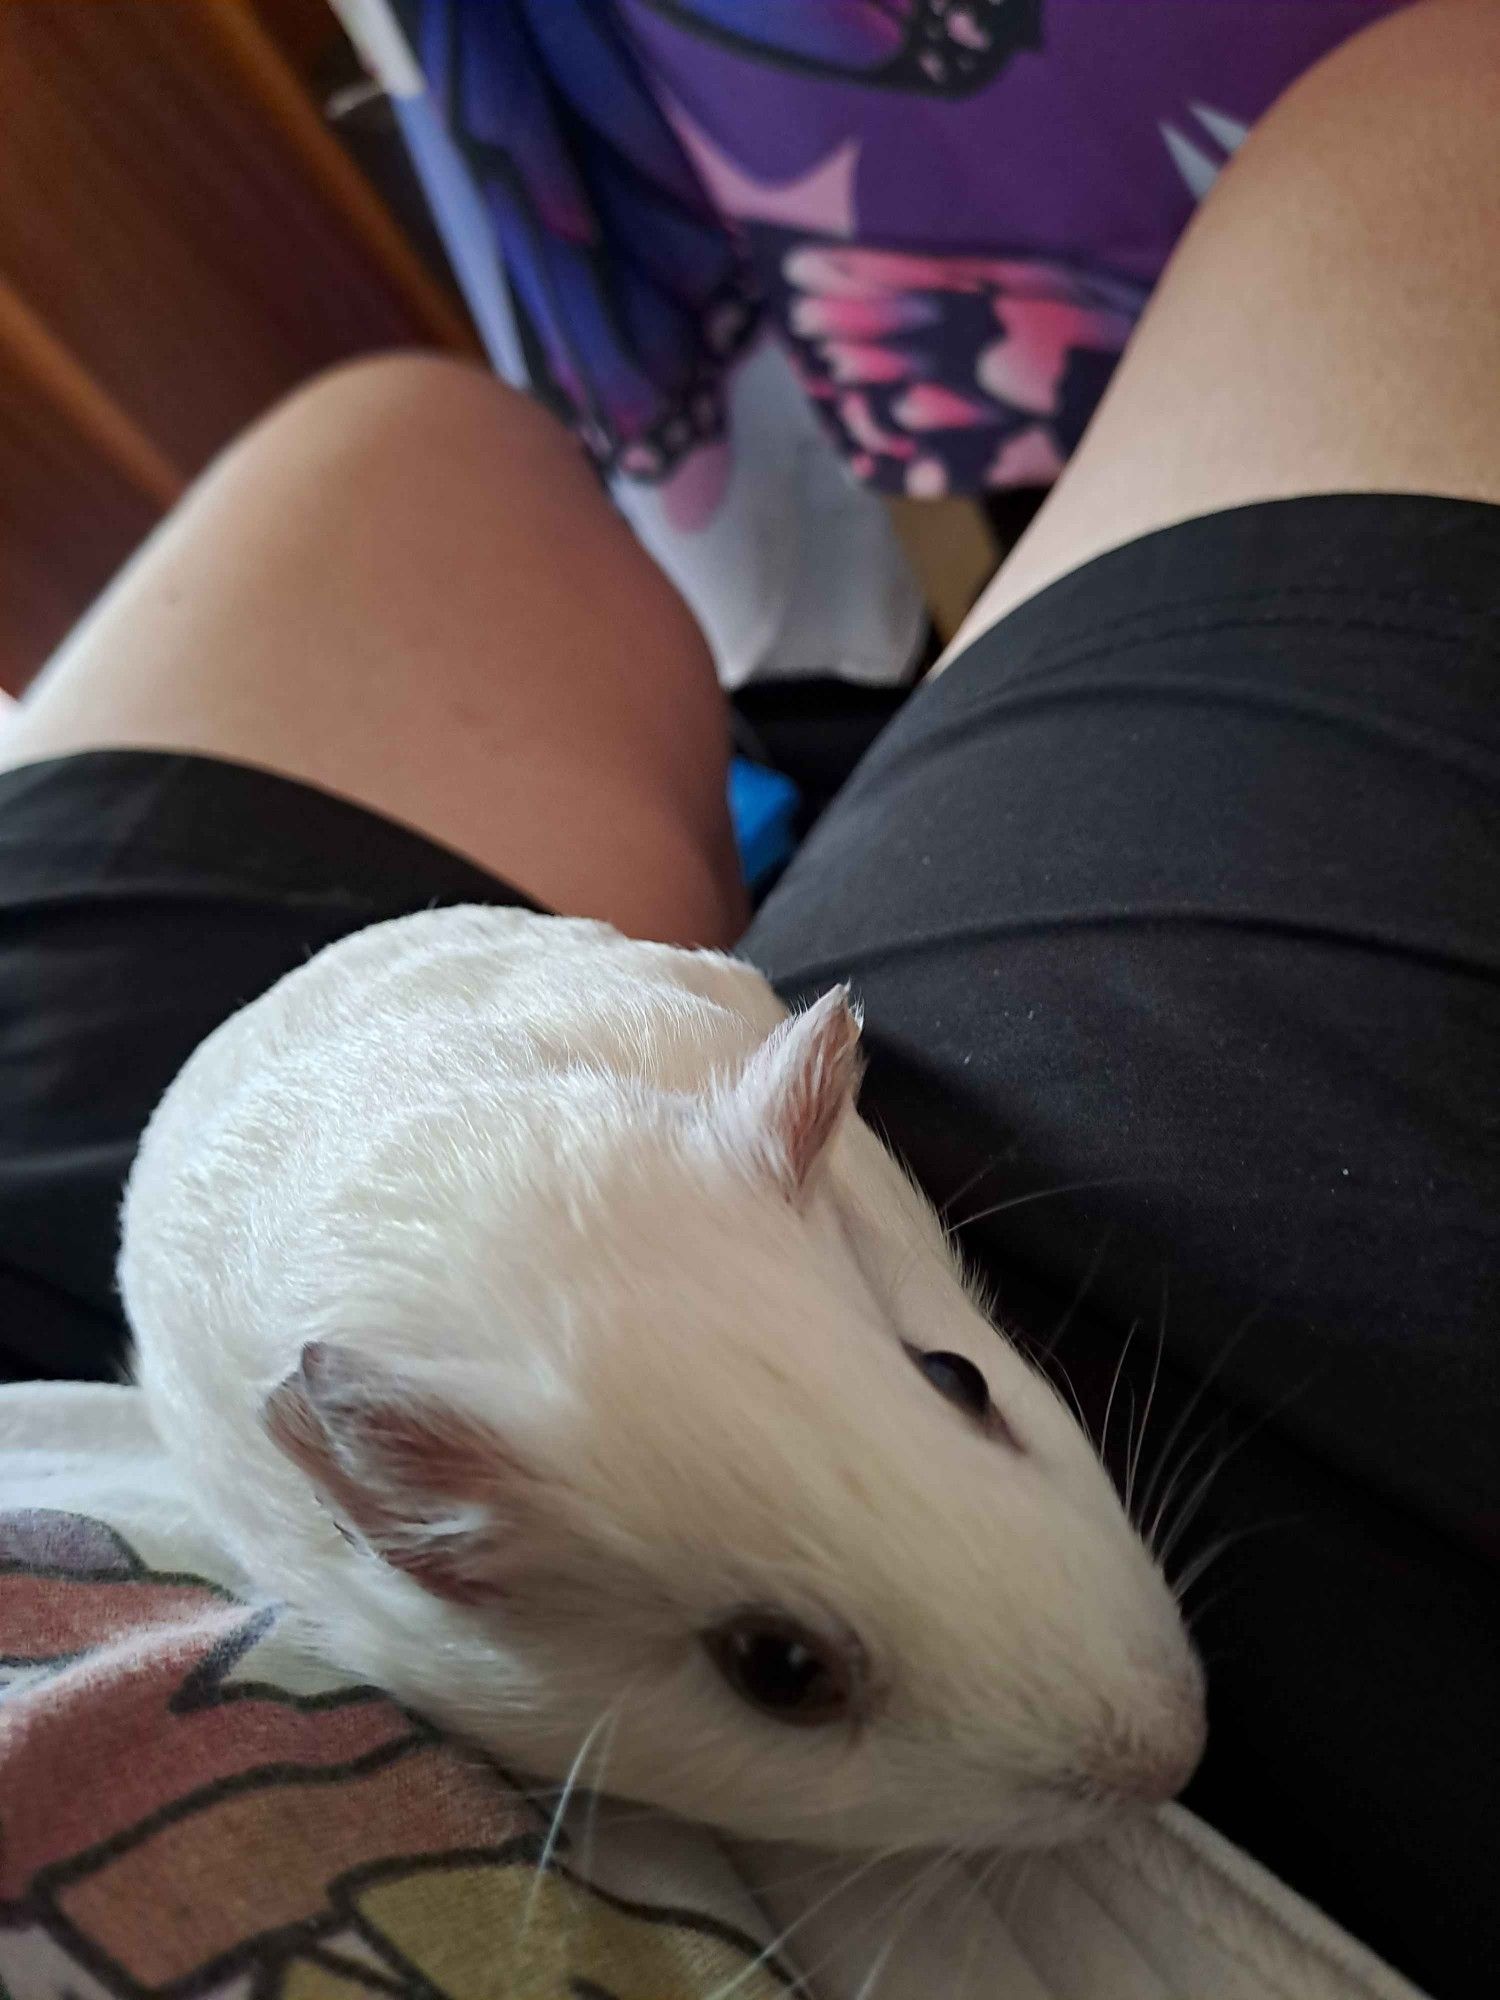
[249,0,347,78]
[0,362,162,695]
[0,0,477,690]
[0,0,470,480]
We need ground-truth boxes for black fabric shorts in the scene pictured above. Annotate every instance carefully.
[1,494,1495,1998]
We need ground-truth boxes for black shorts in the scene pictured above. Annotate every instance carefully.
[1,495,1495,1998]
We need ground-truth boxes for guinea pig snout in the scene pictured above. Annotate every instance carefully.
[1086,1679,1207,1808]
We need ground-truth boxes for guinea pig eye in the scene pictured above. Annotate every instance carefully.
[907,1345,991,1422]
[703,1611,858,1728]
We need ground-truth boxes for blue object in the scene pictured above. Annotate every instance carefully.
[729,756,801,891]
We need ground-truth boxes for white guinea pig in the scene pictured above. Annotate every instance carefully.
[123,905,1203,1851]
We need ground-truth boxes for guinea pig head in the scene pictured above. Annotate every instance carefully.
[263,989,1204,1851]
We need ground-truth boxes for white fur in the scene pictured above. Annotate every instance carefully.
[123,906,1203,1849]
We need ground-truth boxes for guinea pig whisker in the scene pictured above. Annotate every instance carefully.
[873,1847,964,1992]
[1046,1352,1091,1437]
[992,1846,1037,1929]
[718,1843,911,2000]
[1037,1225,1117,1361]
[938,1156,999,1223]
[576,1682,638,1888]
[737,1845,884,1897]
[518,1702,621,1939]
[955,1846,1038,1999]
[1117,1382,1138,1496]
[948,1176,1137,1240]
[1003,1314,1091,1433]
[1169,1532,1238,1604]
[1154,1362,1321,1567]
[847,1928,900,2000]
[764,1846,957,2000]
[1169,1517,1285,1608]
[937,1159,1002,1248]
[1099,1317,1141,1468]
[1158,1444,1245,1568]
[1133,1303,1268,1531]
[1186,1590,1231,1636]
[1144,1422,1228,1558]
[1124,1280,1169,1521]
[952,1845,1006,1998]
[1173,1518,1306,1625]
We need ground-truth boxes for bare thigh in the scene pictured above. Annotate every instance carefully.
[4,354,747,948]
[943,0,1500,658]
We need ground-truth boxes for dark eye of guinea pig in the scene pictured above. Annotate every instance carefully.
[906,1343,991,1420]
[703,1611,858,1727]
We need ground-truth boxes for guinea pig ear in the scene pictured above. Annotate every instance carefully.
[717,986,864,1204]
[263,1342,540,1606]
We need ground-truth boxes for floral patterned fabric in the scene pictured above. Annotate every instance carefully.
[397,0,1408,497]
[0,1388,792,2000]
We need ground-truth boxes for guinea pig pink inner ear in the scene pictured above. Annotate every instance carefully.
[718,986,864,1204]
[262,1342,533,1607]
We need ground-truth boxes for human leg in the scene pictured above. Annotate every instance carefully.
[944,0,1500,653]
[0,356,745,1380]
[5,353,745,947]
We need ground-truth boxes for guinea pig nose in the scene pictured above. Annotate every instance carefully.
[1093,1698,1207,1807]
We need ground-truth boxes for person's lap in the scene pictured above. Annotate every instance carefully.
[2,353,748,952]
[744,489,1500,1996]
[0,357,748,1373]
[0,5,1496,1995]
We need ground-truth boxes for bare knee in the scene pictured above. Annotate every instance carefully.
[280,350,570,447]
[1193,0,1500,249]
[945,0,1500,651]
[1255,0,1500,133]
[232,350,583,505]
